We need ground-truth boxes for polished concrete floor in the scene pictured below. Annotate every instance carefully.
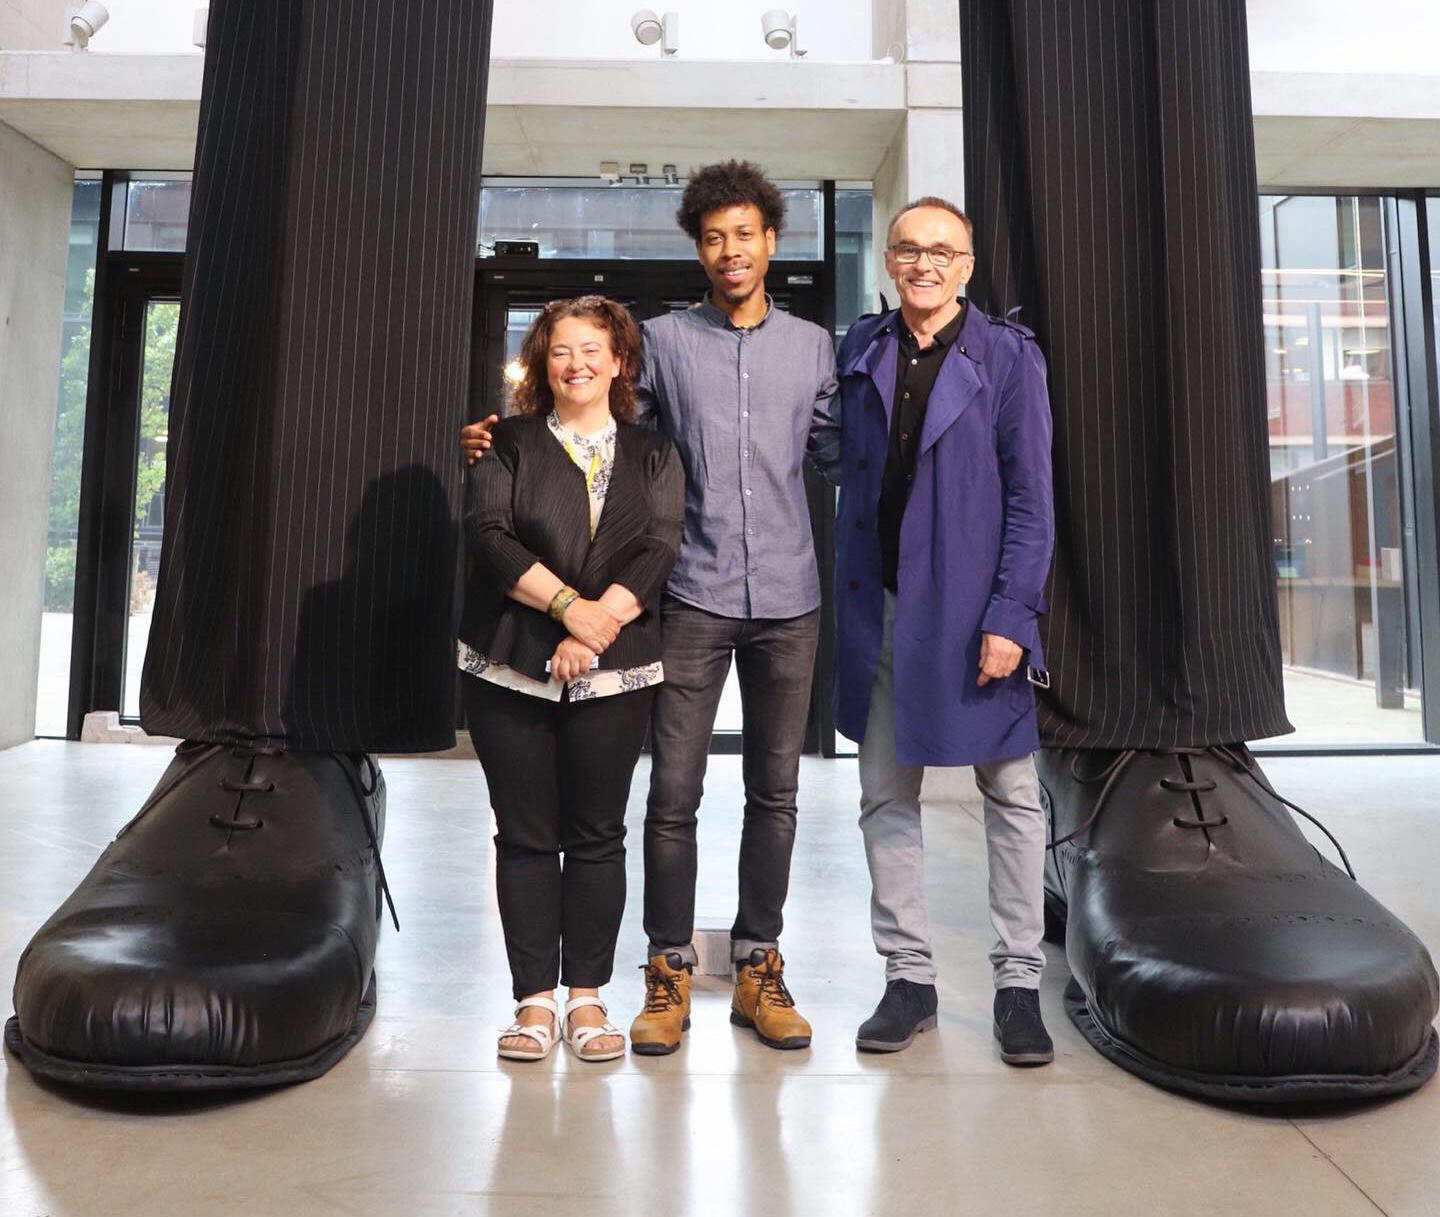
[1,741,1438,1217]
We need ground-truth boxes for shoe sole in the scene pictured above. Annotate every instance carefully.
[729,1010,810,1050]
[630,1015,690,1056]
[856,1014,938,1053]
[993,1023,1055,1066]
[4,973,378,1093]
[1064,977,1440,1102]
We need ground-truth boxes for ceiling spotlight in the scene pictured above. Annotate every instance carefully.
[631,9,679,57]
[63,2,110,51]
[761,10,805,58]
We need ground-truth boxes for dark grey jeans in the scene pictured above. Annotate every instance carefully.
[644,596,820,966]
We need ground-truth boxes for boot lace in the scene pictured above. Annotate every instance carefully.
[752,955,798,1010]
[1045,745,1355,879]
[640,964,683,1013]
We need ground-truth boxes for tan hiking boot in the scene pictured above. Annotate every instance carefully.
[730,948,812,1049]
[629,953,693,1056]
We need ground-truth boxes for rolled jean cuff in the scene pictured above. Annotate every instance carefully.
[647,942,698,969]
[731,937,779,964]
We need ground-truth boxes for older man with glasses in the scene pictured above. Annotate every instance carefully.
[833,196,1056,1061]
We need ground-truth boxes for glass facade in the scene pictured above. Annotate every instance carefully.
[835,188,876,332]
[35,178,103,738]
[122,178,192,252]
[36,174,1440,749]
[1430,197,1440,360]
[1259,195,1422,744]
[480,182,823,261]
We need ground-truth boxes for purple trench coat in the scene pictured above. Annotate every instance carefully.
[833,305,1055,768]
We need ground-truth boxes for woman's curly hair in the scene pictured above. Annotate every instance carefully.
[509,296,644,424]
[675,160,786,242]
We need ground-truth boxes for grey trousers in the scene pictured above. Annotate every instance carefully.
[857,594,1047,989]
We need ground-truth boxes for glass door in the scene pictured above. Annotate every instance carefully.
[67,256,184,735]
[121,299,181,717]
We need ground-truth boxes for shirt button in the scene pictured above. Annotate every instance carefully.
[742,372,750,379]
[744,488,752,496]
[903,392,910,399]
[742,411,749,417]
[910,358,918,365]
[901,432,910,442]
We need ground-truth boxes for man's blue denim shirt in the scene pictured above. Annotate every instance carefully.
[635,296,841,620]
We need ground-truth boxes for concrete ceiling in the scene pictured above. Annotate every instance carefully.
[3,55,1439,189]
[0,53,905,177]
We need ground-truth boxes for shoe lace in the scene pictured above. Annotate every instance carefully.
[1002,988,1041,1017]
[640,964,683,1013]
[1045,745,1356,879]
[752,956,797,1010]
[119,743,400,931]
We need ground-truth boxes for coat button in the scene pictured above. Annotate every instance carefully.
[849,580,860,591]
[857,459,868,470]
[855,520,865,530]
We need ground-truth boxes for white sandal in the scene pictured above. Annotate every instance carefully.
[498,996,560,1061]
[563,995,626,1062]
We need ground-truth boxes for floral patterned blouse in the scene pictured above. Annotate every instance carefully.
[456,411,665,702]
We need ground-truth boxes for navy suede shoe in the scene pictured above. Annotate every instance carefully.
[856,979,938,1053]
[994,987,1054,1066]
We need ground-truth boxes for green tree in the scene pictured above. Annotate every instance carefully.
[45,269,93,611]
[45,278,179,611]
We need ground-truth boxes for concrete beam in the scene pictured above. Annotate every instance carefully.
[0,52,907,176]
[1250,71,1440,187]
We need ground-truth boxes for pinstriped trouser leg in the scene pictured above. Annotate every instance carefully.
[139,0,494,753]
[960,0,1291,750]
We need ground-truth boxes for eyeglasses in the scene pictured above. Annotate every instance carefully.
[887,243,974,269]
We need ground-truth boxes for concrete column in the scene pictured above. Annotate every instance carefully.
[870,0,964,297]
[0,120,72,748]
[0,0,70,50]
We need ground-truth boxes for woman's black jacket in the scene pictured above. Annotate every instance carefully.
[459,414,684,683]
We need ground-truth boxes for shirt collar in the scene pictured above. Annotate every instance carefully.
[547,410,616,446]
[901,299,967,351]
[698,293,775,332]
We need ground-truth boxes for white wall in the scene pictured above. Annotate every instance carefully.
[1246,0,1440,74]
[0,0,67,49]
[0,121,72,749]
[89,0,875,61]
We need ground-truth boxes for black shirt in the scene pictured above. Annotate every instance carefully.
[878,302,968,592]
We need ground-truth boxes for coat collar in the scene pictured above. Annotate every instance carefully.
[841,304,987,447]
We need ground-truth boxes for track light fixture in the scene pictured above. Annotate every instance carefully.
[631,9,679,57]
[761,10,805,59]
[62,2,109,51]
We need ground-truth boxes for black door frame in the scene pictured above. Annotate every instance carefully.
[67,248,185,739]
[470,256,839,757]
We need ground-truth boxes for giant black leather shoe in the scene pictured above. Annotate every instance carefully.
[1038,745,1439,1103]
[5,743,394,1091]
